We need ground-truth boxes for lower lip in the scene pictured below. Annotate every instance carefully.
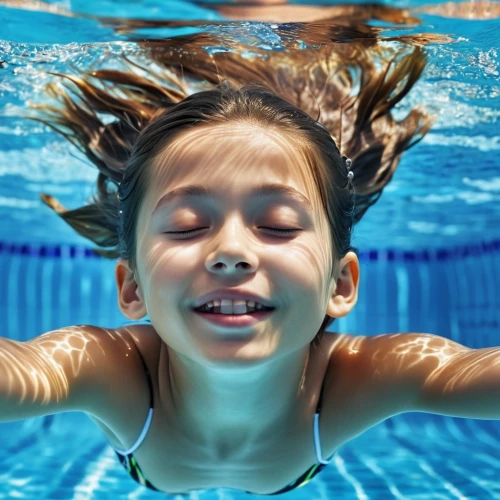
[193,309,275,327]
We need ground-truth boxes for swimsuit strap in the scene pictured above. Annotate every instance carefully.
[113,348,155,456]
[313,374,333,465]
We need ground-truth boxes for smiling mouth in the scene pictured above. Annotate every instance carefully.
[193,305,275,315]
[192,307,275,328]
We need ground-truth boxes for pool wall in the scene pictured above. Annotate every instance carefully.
[1,240,499,347]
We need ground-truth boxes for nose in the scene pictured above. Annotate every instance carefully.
[204,216,258,275]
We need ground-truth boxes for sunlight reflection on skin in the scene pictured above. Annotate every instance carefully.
[1,327,89,404]
[0,327,132,414]
[440,347,500,393]
[371,334,460,382]
[328,332,500,419]
[364,333,500,406]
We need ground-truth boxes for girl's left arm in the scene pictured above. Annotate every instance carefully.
[358,332,500,420]
[411,334,500,419]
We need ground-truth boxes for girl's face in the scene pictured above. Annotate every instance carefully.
[120,122,358,363]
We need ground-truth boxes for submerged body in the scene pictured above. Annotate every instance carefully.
[0,320,495,495]
[88,324,402,495]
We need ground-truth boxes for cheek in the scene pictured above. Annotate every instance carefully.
[271,239,328,288]
[270,243,330,315]
[143,244,200,289]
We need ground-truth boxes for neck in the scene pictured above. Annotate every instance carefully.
[163,343,311,460]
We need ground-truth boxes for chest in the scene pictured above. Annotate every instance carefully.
[124,404,329,494]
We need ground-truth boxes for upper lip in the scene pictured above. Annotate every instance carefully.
[194,288,275,308]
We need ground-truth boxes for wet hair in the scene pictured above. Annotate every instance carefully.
[117,84,354,271]
[26,39,434,337]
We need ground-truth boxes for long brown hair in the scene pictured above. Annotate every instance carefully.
[24,36,434,334]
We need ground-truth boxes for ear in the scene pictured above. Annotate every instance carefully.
[115,258,148,320]
[325,251,360,319]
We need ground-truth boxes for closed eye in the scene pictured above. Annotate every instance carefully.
[165,227,301,236]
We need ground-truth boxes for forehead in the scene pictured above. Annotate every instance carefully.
[144,123,317,206]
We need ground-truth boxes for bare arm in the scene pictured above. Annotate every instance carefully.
[413,340,500,419]
[362,332,500,420]
[0,326,137,422]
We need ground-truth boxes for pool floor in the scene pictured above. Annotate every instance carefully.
[1,412,499,499]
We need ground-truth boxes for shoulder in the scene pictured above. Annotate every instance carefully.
[104,323,164,396]
[79,324,163,448]
[318,332,416,450]
[320,332,414,419]
[68,324,162,418]
[322,331,370,374]
[115,323,163,376]
[76,323,162,378]
[322,332,373,391]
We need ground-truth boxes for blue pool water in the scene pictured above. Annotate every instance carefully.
[0,0,499,499]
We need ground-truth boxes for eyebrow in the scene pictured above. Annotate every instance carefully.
[151,183,312,215]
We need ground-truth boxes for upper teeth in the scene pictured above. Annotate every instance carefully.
[199,299,267,314]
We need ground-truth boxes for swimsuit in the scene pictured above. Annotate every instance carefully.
[113,348,335,495]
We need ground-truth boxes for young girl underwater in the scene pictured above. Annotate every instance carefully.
[1,37,499,496]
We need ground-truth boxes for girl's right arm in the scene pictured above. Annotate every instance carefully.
[0,326,135,423]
